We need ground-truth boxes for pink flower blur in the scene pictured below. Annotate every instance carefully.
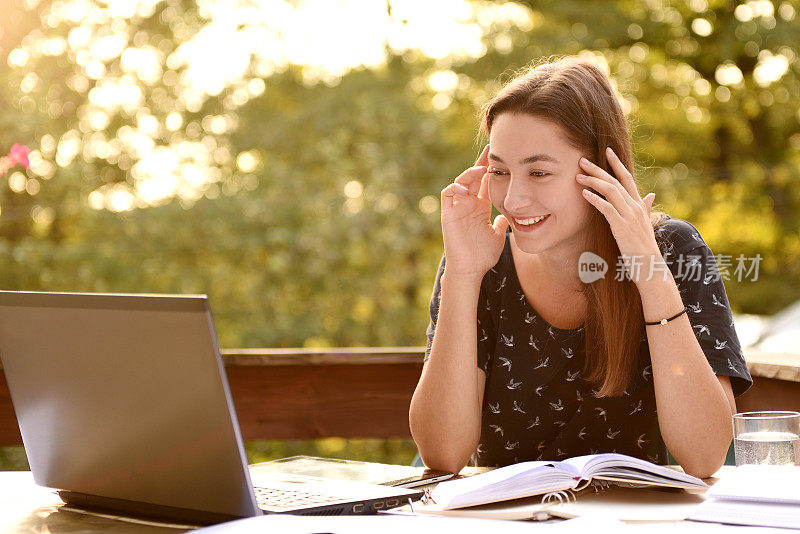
[9,144,30,168]
[0,143,31,177]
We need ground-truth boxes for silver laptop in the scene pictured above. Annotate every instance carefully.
[0,291,422,524]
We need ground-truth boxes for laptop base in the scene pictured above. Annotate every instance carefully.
[58,490,242,526]
[58,489,393,524]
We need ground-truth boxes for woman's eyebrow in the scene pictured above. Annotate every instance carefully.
[488,153,560,165]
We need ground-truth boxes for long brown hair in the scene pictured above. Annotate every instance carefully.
[478,56,668,397]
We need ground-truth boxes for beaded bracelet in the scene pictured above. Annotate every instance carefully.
[644,305,688,326]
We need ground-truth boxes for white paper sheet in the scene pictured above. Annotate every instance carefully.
[193,514,546,533]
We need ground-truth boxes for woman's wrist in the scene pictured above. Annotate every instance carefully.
[441,269,485,290]
[637,271,685,324]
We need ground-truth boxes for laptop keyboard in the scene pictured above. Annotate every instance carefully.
[254,486,344,510]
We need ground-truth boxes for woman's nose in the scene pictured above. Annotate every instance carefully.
[503,177,530,213]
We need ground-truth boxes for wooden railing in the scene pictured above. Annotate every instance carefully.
[1,347,798,446]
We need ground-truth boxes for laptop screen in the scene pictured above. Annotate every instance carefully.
[0,291,259,518]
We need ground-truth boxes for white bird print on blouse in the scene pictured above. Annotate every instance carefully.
[476,443,485,454]
[576,390,583,402]
[490,424,504,436]
[547,325,557,339]
[637,434,649,449]
[606,429,621,439]
[513,401,526,414]
[499,357,512,371]
[479,329,488,342]
[727,358,738,372]
[562,347,574,359]
[554,420,566,428]
[703,273,715,285]
[529,335,539,350]
[549,399,564,411]
[524,312,535,323]
[690,231,702,243]
[595,407,607,421]
[566,370,580,381]
[517,290,525,301]
[505,441,519,450]
[499,308,508,320]
[534,356,549,369]
[688,302,702,313]
[538,440,547,452]
[502,334,514,347]
[711,294,726,308]
[488,402,500,414]
[629,400,643,415]
[578,427,587,439]
[527,416,540,429]
[693,324,711,336]
[714,339,728,350]
[507,378,523,390]
[557,449,565,457]
[496,276,507,292]
[642,365,652,380]
[535,385,547,396]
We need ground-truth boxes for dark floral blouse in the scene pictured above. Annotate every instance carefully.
[424,216,753,467]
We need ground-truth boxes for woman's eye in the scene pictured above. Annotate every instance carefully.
[488,169,549,178]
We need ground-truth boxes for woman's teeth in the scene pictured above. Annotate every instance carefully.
[515,214,550,226]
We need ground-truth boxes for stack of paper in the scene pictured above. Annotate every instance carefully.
[689,464,800,529]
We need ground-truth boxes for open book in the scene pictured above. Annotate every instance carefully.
[389,484,706,521]
[430,453,708,510]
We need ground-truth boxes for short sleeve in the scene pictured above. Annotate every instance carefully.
[423,253,496,373]
[659,220,754,397]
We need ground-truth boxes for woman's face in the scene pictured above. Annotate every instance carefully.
[487,112,592,257]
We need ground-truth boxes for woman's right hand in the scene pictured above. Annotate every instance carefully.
[440,144,510,280]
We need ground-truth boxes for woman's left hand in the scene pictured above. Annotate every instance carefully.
[576,147,660,286]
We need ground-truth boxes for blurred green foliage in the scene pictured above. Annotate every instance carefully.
[245,438,419,466]
[0,0,799,468]
[0,439,419,471]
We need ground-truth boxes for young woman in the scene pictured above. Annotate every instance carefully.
[409,57,752,479]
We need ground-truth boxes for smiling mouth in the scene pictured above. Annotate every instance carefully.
[513,214,551,226]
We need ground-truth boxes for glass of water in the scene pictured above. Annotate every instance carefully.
[733,411,800,466]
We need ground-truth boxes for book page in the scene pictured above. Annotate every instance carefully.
[556,454,604,475]
[560,453,706,488]
[430,461,576,509]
